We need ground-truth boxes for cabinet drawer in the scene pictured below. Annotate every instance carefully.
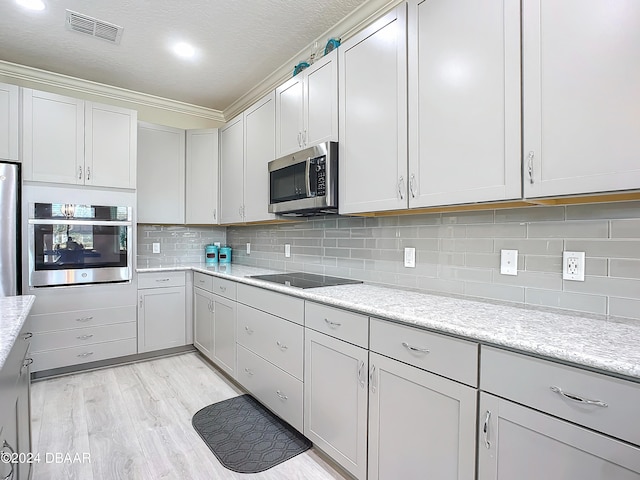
[193,272,214,292]
[305,302,368,348]
[237,304,303,380]
[138,271,186,289]
[31,338,137,372]
[370,318,478,387]
[29,306,137,333]
[213,277,237,300]
[31,322,136,352]
[236,345,303,433]
[237,284,304,325]
[481,346,640,446]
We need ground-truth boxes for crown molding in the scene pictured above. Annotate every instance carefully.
[0,60,225,125]
[223,0,403,120]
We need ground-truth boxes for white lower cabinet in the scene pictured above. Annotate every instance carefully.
[368,352,477,480]
[304,328,369,479]
[193,286,214,359]
[478,392,640,479]
[211,294,236,377]
[138,272,187,353]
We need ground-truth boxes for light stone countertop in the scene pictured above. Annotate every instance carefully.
[0,295,36,370]
[138,262,640,381]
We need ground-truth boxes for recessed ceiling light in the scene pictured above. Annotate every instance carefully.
[173,42,195,59]
[16,0,45,11]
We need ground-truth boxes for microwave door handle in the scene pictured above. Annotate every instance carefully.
[305,157,312,197]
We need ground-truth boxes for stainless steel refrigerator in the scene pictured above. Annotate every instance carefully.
[0,161,20,296]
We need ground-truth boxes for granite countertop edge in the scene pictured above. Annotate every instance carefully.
[137,263,640,382]
[0,295,36,370]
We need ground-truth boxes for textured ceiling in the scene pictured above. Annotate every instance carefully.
[0,0,367,110]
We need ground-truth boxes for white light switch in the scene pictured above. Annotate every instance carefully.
[152,242,160,254]
[285,244,291,258]
[500,249,518,275]
[404,247,416,268]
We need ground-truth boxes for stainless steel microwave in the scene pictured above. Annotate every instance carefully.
[268,141,338,216]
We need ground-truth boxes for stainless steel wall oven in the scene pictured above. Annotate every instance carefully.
[28,203,132,287]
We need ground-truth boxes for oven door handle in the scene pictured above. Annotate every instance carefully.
[28,219,132,227]
[305,157,312,197]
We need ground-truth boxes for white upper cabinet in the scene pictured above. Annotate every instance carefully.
[22,89,84,184]
[339,6,408,215]
[0,82,19,162]
[219,114,245,224]
[85,102,137,189]
[137,122,185,224]
[186,128,219,225]
[408,0,521,208]
[275,50,338,157]
[243,92,276,223]
[523,0,640,198]
[22,88,137,188]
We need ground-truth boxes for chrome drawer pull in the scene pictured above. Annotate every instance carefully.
[77,334,94,340]
[369,365,377,394]
[358,360,366,388]
[219,285,227,292]
[276,390,288,401]
[483,411,491,449]
[22,332,33,340]
[77,352,94,358]
[244,326,254,334]
[276,341,288,351]
[23,358,34,368]
[156,278,170,282]
[76,316,94,322]
[244,368,253,376]
[550,386,608,408]
[324,318,341,328]
[402,342,430,354]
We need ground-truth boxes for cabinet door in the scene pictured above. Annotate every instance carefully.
[137,122,185,224]
[186,128,219,225]
[275,75,304,156]
[478,392,640,480]
[22,89,84,184]
[219,115,245,224]
[85,102,137,189]
[16,363,31,480]
[523,0,640,197]
[0,82,19,162]
[408,0,521,208]
[243,92,276,223]
[138,286,186,352]
[304,50,338,148]
[339,6,408,214]
[368,352,477,480]
[193,287,214,359]
[212,294,236,377]
[304,329,368,479]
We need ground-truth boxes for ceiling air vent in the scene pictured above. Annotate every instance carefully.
[65,10,124,44]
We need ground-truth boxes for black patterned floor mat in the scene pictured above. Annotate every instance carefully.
[192,394,311,473]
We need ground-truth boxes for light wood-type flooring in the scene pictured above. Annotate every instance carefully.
[31,352,348,480]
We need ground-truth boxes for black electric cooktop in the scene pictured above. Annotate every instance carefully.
[249,272,362,289]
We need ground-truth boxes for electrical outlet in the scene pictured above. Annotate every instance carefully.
[500,249,518,275]
[285,244,291,258]
[246,242,251,255]
[404,247,416,268]
[152,242,160,254]
[563,251,585,281]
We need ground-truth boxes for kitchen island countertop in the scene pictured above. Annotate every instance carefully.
[0,295,35,370]
[138,262,640,381]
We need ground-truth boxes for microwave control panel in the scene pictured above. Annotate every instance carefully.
[314,156,326,196]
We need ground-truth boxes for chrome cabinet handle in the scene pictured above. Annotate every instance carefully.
[219,285,226,292]
[139,296,144,309]
[2,439,15,480]
[86,166,91,181]
[398,176,405,200]
[550,386,608,408]
[244,368,253,376]
[409,174,417,198]
[358,361,366,388]
[21,358,34,374]
[208,300,213,312]
[276,341,288,351]
[213,208,217,220]
[483,411,491,449]
[78,165,82,180]
[245,326,254,334]
[324,318,341,328]
[77,352,94,358]
[76,316,94,322]
[156,278,170,283]
[198,279,206,284]
[276,390,288,401]
[297,132,302,147]
[22,332,33,340]
[527,151,534,184]
[369,365,377,394]
[303,129,307,146]
[402,342,430,354]
[77,334,94,340]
